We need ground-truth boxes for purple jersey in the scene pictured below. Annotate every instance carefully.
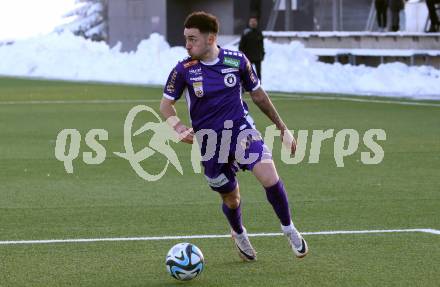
[163,48,260,132]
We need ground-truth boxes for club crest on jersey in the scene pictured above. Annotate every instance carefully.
[193,82,204,97]
[224,57,240,68]
[224,73,237,87]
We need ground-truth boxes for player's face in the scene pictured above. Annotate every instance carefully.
[184,28,211,59]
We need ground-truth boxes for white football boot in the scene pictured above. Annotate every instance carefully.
[231,227,257,261]
[282,222,309,258]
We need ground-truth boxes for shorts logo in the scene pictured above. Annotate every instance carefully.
[193,82,204,98]
[205,173,229,188]
[224,57,240,68]
[224,73,237,87]
[184,60,198,68]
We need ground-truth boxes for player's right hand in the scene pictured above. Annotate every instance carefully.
[174,123,194,144]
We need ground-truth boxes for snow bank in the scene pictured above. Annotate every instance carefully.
[0,32,439,100]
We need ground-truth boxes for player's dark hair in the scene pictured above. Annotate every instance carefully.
[184,11,219,34]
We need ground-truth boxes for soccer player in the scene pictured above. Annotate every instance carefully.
[160,11,308,261]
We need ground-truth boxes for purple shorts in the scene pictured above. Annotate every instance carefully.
[197,116,272,193]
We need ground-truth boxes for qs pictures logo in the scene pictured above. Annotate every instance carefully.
[55,105,387,182]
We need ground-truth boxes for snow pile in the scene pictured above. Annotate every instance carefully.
[0,32,186,85]
[263,40,440,98]
[0,32,439,100]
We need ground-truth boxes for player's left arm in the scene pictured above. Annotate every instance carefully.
[249,87,296,154]
[249,87,285,130]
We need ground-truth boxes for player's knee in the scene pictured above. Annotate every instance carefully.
[252,161,279,187]
[260,176,279,188]
[255,169,277,187]
[218,181,240,209]
[222,192,240,209]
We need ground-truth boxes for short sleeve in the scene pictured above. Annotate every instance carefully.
[240,56,260,92]
[163,65,186,101]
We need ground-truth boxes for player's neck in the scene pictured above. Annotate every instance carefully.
[200,45,220,62]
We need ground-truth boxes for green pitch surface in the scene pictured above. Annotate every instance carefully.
[0,77,439,286]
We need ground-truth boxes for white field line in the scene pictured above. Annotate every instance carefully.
[0,96,439,107]
[270,94,440,107]
[0,99,160,105]
[0,228,438,246]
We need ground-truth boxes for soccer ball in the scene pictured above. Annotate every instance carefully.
[165,242,204,281]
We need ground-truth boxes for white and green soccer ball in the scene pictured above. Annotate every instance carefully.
[165,242,204,281]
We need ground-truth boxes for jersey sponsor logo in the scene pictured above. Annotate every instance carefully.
[223,57,240,68]
[224,73,237,88]
[189,67,202,75]
[193,82,204,98]
[190,76,203,82]
[183,60,198,68]
[221,68,239,74]
[166,69,178,94]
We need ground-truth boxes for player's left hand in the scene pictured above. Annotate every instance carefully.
[280,128,296,156]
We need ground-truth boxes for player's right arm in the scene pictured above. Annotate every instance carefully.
[160,98,194,144]
[161,65,194,144]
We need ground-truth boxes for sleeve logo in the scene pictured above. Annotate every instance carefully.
[246,61,257,84]
[166,69,178,93]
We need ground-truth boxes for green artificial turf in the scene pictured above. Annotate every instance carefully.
[0,77,439,286]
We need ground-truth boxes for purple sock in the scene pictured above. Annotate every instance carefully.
[265,180,292,226]
[222,203,243,234]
